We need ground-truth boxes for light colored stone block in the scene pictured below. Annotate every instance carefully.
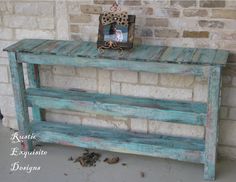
[232,77,236,86]
[37,17,54,30]
[112,70,138,83]
[0,28,13,40]
[45,111,82,125]
[160,74,194,88]
[222,88,236,107]
[15,2,54,17]
[39,69,54,87]
[218,145,236,160]
[121,83,193,100]
[98,69,110,94]
[220,107,228,119]
[149,120,204,139]
[0,83,13,96]
[3,15,37,29]
[0,95,15,117]
[82,117,114,128]
[111,82,121,95]
[0,66,9,83]
[52,75,97,91]
[229,108,236,120]
[130,118,148,133]
[140,72,158,85]
[193,83,208,102]
[219,121,236,146]
[56,1,69,40]
[15,29,55,40]
[76,68,97,78]
[53,66,76,76]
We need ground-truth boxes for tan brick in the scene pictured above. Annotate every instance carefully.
[76,68,97,78]
[52,75,97,91]
[183,31,209,38]
[15,2,54,17]
[121,83,192,100]
[0,28,13,40]
[199,20,224,28]
[222,76,232,86]
[171,0,196,8]
[46,111,82,125]
[183,9,208,17]
[200,0,225,8]
[130,118,147,133]
[98,69,110,94]
[70,15,91,24]
[229,108,236,120]
[232,77,236,86]
[80,5,102,14]
[219,121,236,146]
[0,2,14,15]
[111,82,121,95]
[94,0,115,4]
[146,18,168,27]
[141,28,153,37]
[155,29,179,38]
[193,83,208,102]
[140,72,158,85]
[128,7,153,16]
[70,25,80,33]
[222,88,236,106]
[112,70,138,83]
[160,74,194,88]
[3,15,37,29]
[156,8,180,17]
[37,17,54,30]
[53,66,76,76]
[122,0,141,6]
[149,120,204,139]
[168,19,198,29]
[212,9,236,19]
[15,29,55,40]
[220,107,228,119]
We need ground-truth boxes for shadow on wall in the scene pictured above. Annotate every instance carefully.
[0,110,3,121]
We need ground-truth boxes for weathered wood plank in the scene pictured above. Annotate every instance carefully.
[4,39,229,65]
[32,121,205,163]
[3,39,47,52]
[204,66,221,180]
[27,64,42,122]
[26,87,207,125]
[8,52,33,151]
[160,47,186,63]
[214,50,229,65]
[17,53,209,77]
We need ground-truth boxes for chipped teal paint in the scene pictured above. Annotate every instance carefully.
[204,66,221,181]
[27,64,42,122]
[8,52,33,151]
[31,121,205,164]
[4,39,229,181]
[26,87,207,126]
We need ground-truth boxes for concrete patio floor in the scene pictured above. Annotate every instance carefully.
[0,123,235,182]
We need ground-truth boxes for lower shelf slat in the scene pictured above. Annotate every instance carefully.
[31,121,205,164]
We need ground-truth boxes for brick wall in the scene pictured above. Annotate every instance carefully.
[0,0,236,159]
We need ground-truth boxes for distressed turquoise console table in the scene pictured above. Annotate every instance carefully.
[4,39,228,180]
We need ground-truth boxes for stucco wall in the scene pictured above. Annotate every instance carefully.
[0,0,236,159]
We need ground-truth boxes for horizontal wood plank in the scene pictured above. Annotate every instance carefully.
[31,121,205,163]
[3,39,229,65]
[18,53,210,76]
[26,87,207,125]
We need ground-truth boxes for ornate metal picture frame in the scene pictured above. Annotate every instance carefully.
[97,3,135,52]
